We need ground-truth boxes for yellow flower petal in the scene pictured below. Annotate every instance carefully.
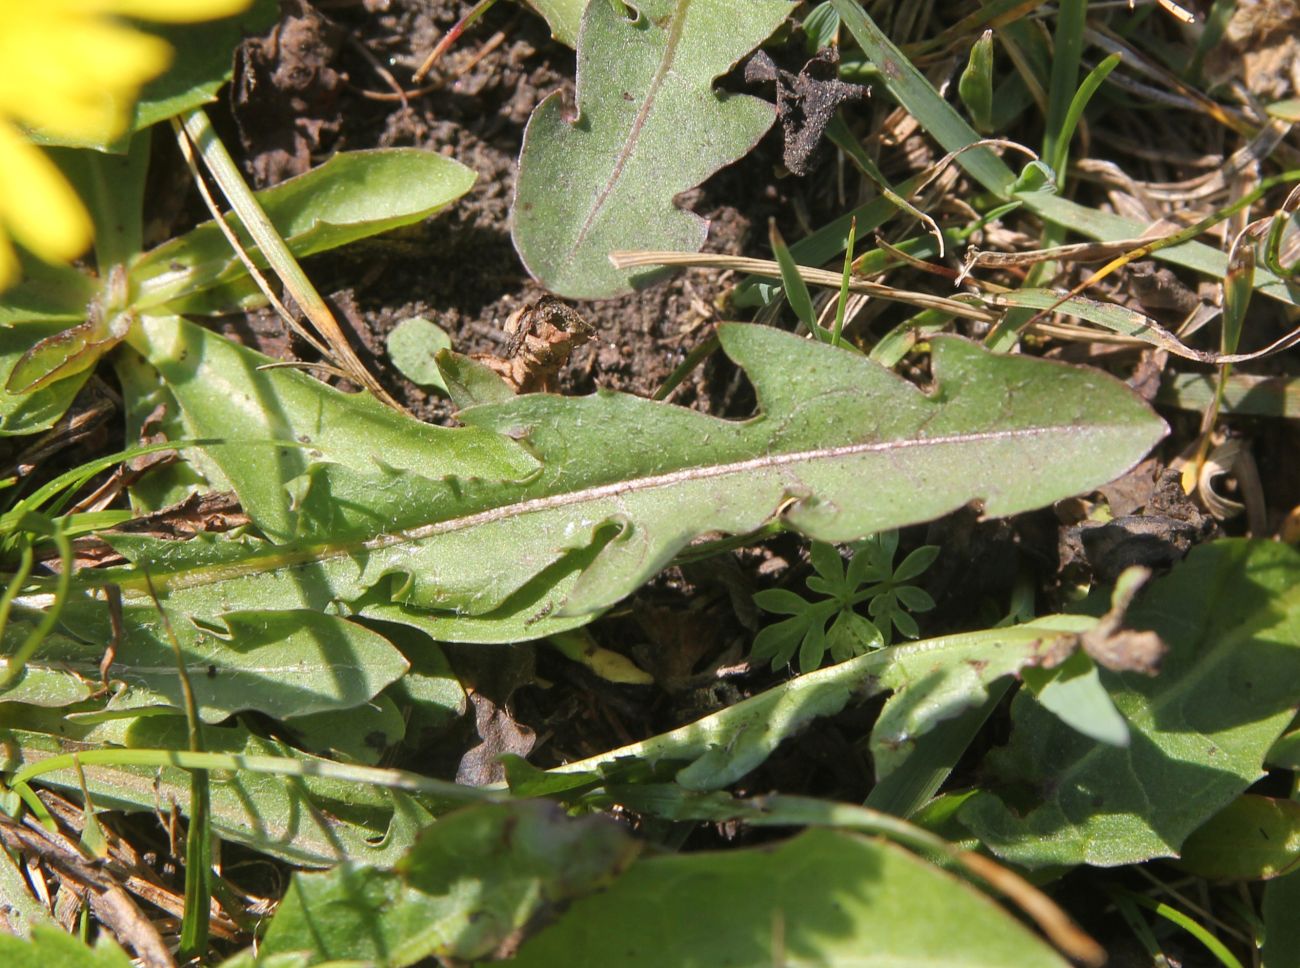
[0,15,171,142]
[0,122,92,265]
[0,232,19,291]
[90,0,252,24]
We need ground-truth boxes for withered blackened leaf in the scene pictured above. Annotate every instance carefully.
[745,47,868,176]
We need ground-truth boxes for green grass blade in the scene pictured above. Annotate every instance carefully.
[145,578,211,961]
[833,0,1300,310]
[1,439,220,535]
[732,172,928,307]
[0,524,70,687]
[831,217,857,347]
[769,219,822,338]
[825,115,943,252]
[1051,52,1122,185]
[1223,229,1257,356]
[1042,0,1087,185]
[174,109,396,406]
[1113,888,1245,968]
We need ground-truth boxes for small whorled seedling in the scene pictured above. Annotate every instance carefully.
[752,532,938,674]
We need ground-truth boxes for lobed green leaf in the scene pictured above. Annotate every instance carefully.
[512,0,793,298]
[116,320,1164,649]
[544,617,1095,791]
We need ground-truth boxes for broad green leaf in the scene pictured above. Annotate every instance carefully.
[446,327,1163,619]
[130,150,477,310]
[286,693,406,765]
[866,618,1092,782]
[18,601,409,724]
[512,0,792,298]
[1269,726,1300,769]
[7,310,131,395]
[0,654,93,708]
[865,688,1007,820]
[0,713,433,867]
[113,347,223,513]
[435,349,517,408]
[257,801,639,966]
[218,955,323,968]
[1023,650,1130,747]
[959,540,1300,868]
[509,828,1069,967]
[0,926,132,968]
[544,617,1094,791]
[525,0,584,46]
[377,625,466,740]
[249,800,1071,968]
[117,322,1162,647]
[0,260,96,325]
[1178,795,1300,881]
[50,132,151,270]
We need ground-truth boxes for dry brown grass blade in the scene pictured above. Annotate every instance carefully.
[957,849,1107,968]
[1019,168,1300,333]
[960,233,1175,276]
[173,112,402,411]
[609,251,998,322]
[0,811,176,967]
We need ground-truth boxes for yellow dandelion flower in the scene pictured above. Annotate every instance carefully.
[0,0,251,290]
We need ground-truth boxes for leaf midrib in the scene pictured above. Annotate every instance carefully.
[107,422,1105,598]
[565,0,692,260]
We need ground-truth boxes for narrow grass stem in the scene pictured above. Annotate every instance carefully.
[174,109,400,408]
[610,252,997,322]
[11,749,504,805]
